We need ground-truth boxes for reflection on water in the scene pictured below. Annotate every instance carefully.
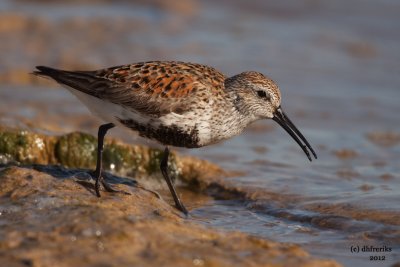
[1,0,400,265]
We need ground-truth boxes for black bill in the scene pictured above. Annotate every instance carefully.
[272,107,317,161]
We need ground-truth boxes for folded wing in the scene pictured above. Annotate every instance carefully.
[34,61,226,117]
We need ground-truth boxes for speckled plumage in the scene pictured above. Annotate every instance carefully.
[34,61,317,214]
[34,61,284,148]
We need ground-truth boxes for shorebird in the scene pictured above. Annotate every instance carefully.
[34,61,317,214]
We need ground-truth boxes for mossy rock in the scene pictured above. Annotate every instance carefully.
[0,130,53,164]
[0,128,185,181]
[55,132,97,168]
[102,140,139,173]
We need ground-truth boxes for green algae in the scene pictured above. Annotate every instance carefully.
[144,148,181,182]
[0,128,184,180]
[146,148,164,175]
[0,130,51,164]
[102,140,138,173]
[55,132,97,169]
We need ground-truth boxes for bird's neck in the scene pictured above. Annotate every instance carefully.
[226,89,258,125]
[206,91,257,145]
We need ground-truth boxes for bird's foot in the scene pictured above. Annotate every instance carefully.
[90,171,131,197]
[101,180,131,195]
[175,202,189,216]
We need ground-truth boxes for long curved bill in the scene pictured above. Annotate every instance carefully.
[272,107,317,161]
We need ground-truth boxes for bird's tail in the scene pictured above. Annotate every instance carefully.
[33,66,106,97]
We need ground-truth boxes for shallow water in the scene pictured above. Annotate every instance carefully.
[1,0,400,265]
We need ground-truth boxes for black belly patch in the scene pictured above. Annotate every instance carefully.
[117,118,201,148]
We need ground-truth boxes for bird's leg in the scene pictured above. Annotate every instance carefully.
[94,123,115,197]
[160,147,188,215]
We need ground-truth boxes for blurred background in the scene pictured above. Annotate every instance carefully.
[1,0,399,265]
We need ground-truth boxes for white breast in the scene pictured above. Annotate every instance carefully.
[158,108,213,146]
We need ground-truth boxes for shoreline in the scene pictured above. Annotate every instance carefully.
[0,127,340,266]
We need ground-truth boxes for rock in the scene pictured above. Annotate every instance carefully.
[0,127,224,183]
[0,128,340,266]
[0,166,339,267]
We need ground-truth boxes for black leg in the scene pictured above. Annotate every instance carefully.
[94,123,115,197]
[160,147,188,215]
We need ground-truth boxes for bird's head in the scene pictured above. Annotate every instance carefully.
[225,71,317,161]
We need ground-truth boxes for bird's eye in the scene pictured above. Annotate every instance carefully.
[256,90,269,100]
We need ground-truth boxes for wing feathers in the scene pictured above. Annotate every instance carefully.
[34,62,226,117]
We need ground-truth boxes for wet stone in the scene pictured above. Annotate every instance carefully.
[0,128,340,266]
[0,166,339,267]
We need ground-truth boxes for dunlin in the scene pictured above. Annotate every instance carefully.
[34,61,317,214]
